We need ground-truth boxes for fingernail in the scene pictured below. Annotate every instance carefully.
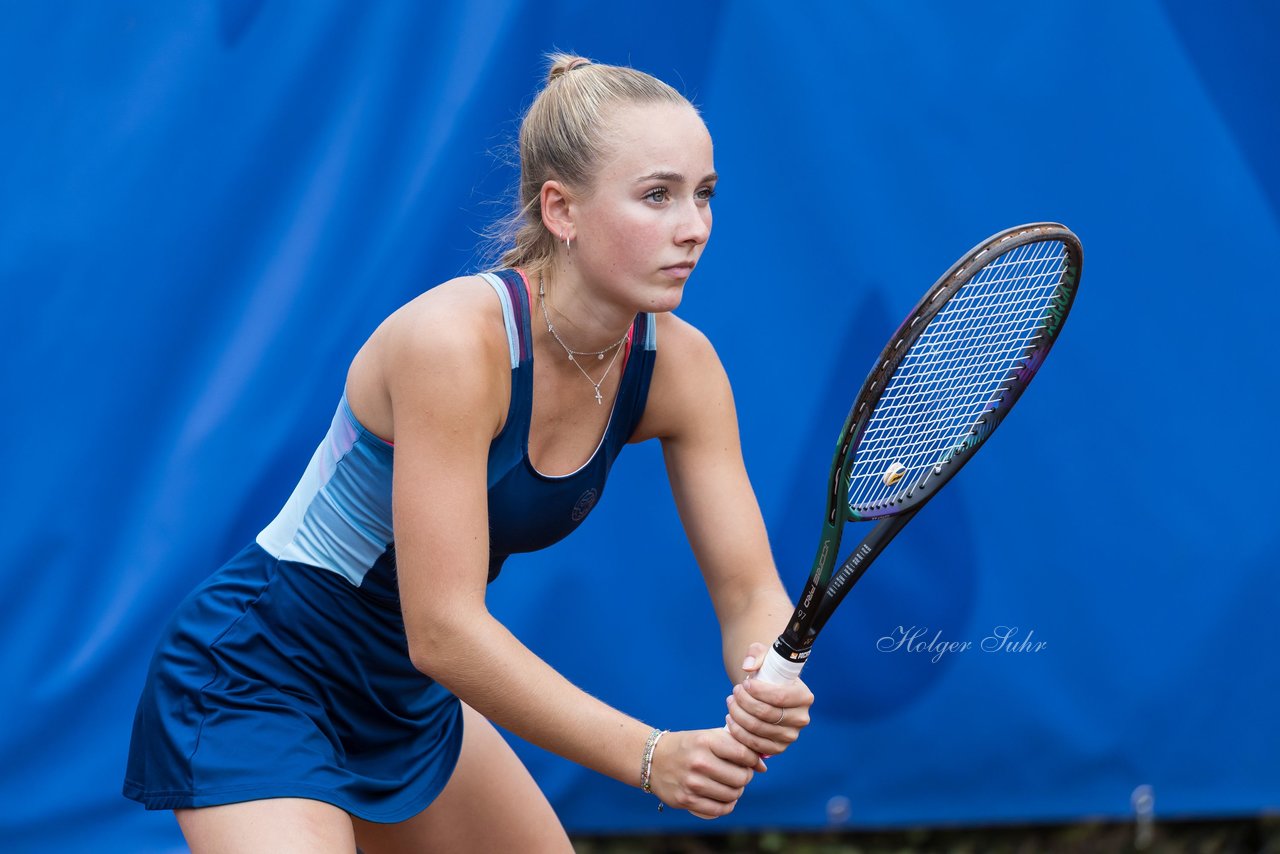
[743,656,757,670]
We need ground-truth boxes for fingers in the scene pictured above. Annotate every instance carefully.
[648,729,759,819]
[725,678,813,756]
[705,725,764,772]
[725,705,789,756]
[740,642,768,676]
[740,673,814,710]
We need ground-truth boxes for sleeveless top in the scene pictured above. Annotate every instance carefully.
[255,268,658,598]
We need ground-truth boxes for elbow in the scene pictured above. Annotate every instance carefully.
[407,639,444,680]
[403,605,488,684]
[406,624,462,683]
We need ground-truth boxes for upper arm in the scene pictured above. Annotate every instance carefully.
[634,315,781,621]
[380,281,508,669]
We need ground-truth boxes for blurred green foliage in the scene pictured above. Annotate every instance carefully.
[572,817,1280,854]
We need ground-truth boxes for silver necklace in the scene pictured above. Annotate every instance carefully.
[539,275,629,405]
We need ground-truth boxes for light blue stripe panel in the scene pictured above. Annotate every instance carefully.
[255,399,394,586]
[482,272,520,368]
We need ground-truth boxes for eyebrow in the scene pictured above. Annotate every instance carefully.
[635,170,719,184]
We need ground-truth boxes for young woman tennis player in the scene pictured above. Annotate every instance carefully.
[124,54,814,852]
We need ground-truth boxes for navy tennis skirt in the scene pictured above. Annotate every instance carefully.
[123,542,462,823]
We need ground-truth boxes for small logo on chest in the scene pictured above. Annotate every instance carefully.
[571,488,599,522]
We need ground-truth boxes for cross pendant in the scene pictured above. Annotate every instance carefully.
[594,386,603,404]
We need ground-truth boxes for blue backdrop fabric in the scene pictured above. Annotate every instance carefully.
[2,1,1277,850]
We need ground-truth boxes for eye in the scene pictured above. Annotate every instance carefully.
[696,186,716,203]
[644,187,670,203]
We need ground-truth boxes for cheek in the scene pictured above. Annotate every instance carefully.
[595,210,666,267]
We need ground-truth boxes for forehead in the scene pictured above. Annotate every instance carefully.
[598,102,714,178]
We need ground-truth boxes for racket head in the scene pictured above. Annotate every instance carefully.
[834,222,1082,522]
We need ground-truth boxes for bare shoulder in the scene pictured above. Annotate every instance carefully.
[381,275,505,358]
[347,275,510,441]
[653,311,717,362]
[632,312,735,443]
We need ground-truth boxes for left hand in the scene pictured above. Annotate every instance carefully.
[724,642,815,758]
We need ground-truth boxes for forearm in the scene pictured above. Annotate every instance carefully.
[411,612,651,788]
[718,582,794,684]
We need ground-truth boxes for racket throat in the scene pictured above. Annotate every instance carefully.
[777,511,919,661]
[772,634,815,665]
[810,510,918,638]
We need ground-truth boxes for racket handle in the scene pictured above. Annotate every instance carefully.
[753,647,805,685]
[725,648,806,735]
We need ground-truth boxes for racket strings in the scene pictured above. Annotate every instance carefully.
[847,239,1068,511]
[858,250,1060,452]
[870,259,1061,413]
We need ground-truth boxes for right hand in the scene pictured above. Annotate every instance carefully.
[646,727,763,819]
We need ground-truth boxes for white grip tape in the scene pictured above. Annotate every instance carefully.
[724,648,805,732]
[753,647,805,685]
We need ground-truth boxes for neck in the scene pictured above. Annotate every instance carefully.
[536,269,632,406]
[537,265,635,352]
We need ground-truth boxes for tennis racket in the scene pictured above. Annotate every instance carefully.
[755,222,1083,685]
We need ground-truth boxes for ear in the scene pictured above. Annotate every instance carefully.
[539,179,575,244]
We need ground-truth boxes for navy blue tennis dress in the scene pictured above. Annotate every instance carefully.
[123,269,657,822]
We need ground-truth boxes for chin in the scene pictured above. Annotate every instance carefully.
[647,283,686,313]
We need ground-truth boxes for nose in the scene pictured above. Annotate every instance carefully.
[676,199,711,246]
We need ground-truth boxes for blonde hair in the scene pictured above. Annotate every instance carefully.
[490,53,693,274]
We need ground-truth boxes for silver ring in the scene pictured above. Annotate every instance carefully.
[773,708,785,726]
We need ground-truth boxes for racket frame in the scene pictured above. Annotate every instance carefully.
[772,222,1082,666]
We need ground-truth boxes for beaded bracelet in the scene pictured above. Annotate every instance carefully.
[640,727,668,811]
